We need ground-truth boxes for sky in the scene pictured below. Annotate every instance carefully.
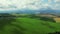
[0,0,60,11]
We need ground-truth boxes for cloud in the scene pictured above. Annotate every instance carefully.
[0,0,60,11]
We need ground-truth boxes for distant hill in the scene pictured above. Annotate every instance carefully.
[0,9,60,16]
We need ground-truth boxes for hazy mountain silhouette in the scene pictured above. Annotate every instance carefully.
[0,9,60,16]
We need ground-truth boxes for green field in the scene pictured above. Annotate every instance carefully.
[0,14,60,34]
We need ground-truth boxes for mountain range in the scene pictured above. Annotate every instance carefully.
[0,9,60,16]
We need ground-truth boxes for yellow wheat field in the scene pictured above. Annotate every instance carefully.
[54,18,60,22]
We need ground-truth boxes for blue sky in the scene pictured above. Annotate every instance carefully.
[0,0,60,11]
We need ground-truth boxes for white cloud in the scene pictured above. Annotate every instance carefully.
[0,0,60,11]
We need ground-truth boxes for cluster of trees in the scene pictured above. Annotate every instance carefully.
[0,13,15,30]
[29,14,56,22]
[48,32,60,34]
[0,13,25,34]
[39,17,56,22]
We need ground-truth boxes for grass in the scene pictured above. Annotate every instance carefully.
[0,16,60,34]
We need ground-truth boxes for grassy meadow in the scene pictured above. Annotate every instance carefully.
[0,14,60,34]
